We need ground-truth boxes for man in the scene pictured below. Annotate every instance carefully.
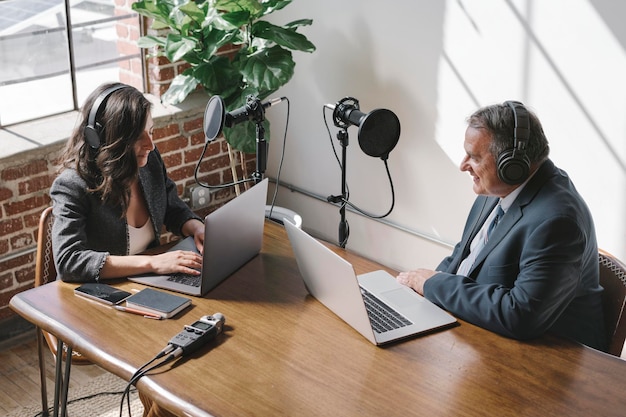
[397,101,606,351]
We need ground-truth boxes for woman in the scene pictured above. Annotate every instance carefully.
[51,82,204,416]
[51,82,204,283]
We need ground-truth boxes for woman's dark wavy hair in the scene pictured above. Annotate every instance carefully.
[57,83,151,215]
[467,101,550,165]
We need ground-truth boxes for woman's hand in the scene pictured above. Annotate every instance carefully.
[100,249,202,279]
[149,250,203,275]
[182,218,205,254]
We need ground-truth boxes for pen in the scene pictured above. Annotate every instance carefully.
[113,305,162,320]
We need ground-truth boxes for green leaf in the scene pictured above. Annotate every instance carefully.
[137,35,166,48]
[151,20,172,31]
[223,120,271,154]
[193,56,243,99]
[198,26,235,58]
[162,74,199,105]
[215,0,264,17]
[132,1,174,26]
[239,45,294,94]
[284,19,314,29]
[252,21,316,53]
[132,0,184,30]
[219,10,253,29]
[164,33,197,62]
[178,1,206,24]
[258,0,292,16]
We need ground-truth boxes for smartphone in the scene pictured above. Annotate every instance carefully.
[74,283,132,305]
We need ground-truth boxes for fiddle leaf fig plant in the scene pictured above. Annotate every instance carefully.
[132,0,316,153]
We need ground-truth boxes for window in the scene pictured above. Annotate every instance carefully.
[0,0,143,127]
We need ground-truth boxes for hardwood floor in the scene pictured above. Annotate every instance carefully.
[0,330,108,416]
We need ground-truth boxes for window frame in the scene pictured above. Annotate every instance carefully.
[0,0,145,127]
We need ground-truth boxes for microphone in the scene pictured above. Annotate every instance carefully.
[168,313,226,357]
[224,97,285,127]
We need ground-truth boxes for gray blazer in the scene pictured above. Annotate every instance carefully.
[425,159,606,351]
[50,149,201,282]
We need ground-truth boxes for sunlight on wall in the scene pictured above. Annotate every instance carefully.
[436,0,626,259]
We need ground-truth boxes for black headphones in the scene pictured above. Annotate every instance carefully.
[84,84,127,149]
[497,100,531,185]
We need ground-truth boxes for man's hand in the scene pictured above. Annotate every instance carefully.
[396,269,437,295]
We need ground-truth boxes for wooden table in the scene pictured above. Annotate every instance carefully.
[10,221,626,417]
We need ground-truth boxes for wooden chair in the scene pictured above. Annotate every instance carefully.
[35,206,91,416]
[598,249,626,359]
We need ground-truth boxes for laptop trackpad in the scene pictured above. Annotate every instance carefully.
[381,288,423,308]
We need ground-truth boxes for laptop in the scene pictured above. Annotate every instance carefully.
[283,220,456,345]
[129,178,268,296]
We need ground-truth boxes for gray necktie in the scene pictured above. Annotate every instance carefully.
[486,205,504,240]
[456,205,504,276]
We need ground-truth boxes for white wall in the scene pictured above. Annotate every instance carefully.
[264,0,626,271]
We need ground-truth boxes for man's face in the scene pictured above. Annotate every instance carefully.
[459,126,515,197]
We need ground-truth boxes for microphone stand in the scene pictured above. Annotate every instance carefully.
[253,120,266,185]
[246,97,267,185]
[328,128,349,248]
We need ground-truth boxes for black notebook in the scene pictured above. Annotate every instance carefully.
[74,283,132,305]
[124,287,191,319]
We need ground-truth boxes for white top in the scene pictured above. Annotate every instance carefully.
[128,218,154,255]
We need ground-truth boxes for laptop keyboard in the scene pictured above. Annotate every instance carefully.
[360,287,413,334]
[167,272,201,287]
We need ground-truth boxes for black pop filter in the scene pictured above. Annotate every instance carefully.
[332,97,401,159]
[203,95,225,142]
[354,108,400,159]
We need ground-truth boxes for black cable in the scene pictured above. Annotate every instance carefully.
[267,97,290,219]
[118,345,180,417]
[192,141,256,190]
[27,345,174,417]
[341,159,395,219]
[322,105,345,176]
[30,387,136,417]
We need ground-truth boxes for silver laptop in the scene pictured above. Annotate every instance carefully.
[129,179,268,296]
[283,220,456,345]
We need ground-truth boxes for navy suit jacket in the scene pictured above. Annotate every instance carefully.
[425,159,606,351]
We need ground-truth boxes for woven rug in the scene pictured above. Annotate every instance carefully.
[8,372,144,417]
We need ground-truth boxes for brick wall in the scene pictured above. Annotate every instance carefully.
[0,149,55,327]
[0,0,254,339]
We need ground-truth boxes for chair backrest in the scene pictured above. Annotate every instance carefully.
[599,249,626,358]
[35,206,56,288]
[34,206,90,364]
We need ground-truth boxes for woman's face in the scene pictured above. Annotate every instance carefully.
[135,113,155,167]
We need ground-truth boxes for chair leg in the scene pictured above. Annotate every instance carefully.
[60,346,72,417]
[53,339,62,417]
[36,327,49,417]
